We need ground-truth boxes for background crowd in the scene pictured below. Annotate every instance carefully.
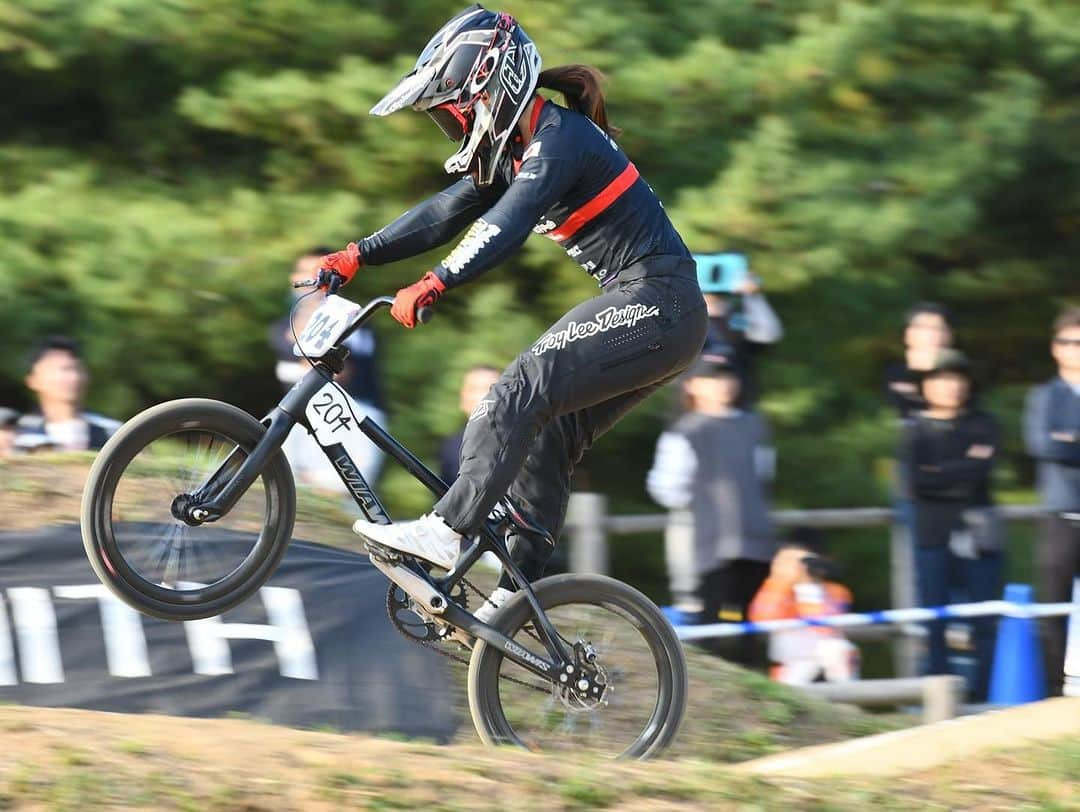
[4,244,1077,701]
[1,0,1078,702]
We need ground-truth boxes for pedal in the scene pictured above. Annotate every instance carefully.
[363,539,402,565]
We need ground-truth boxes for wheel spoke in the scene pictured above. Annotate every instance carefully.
[489,596,668,758]
[107,428,269,595]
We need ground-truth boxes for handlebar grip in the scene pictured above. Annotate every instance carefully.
[416,307,434,325]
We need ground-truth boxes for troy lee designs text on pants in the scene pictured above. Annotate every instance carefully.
[531,304,661,355]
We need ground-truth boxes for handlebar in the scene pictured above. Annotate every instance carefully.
[292,277,433,327]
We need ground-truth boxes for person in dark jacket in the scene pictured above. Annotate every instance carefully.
[900,349,1002,701]
[883,302,954,419]
[439,364,501,484]
[1023,306,1080,695]
[0,407,18,457]
[270,248,386,489]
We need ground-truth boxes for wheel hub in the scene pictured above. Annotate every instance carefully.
[554,642,610,711]
[170,494,206,527]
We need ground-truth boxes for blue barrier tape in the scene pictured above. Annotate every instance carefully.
[674,600,1080,641]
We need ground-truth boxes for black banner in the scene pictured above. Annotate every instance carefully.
[0,524,461,742]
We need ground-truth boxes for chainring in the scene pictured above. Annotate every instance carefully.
[385,581,467,644]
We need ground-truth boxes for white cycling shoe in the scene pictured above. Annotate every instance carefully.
[474,586,515,623]
[353,513,462,570]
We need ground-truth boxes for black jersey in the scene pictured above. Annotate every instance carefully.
[357,99,690,288]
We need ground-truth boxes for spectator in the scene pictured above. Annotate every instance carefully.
[269,248,387,491]
[748,536,859,685]
[647,357,776,662]
[1023,306,1080,695]
[440,364,502,484]
[884,302,954,419]
[900,349,1002,701]
[0,408,18,457]
[694,253,783,407]
[14,337,120,453]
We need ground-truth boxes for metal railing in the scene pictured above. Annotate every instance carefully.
[563,494,1048,677]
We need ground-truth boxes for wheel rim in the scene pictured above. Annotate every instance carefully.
[101,428,273,603]
[490,599,670,758]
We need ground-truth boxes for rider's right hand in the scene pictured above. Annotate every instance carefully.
[317,242,362,288]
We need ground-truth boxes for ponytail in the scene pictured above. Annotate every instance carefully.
[537,64,621,139]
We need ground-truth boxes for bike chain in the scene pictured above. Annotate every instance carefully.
[385,573,550,694]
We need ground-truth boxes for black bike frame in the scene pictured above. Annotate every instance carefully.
[196,296,572,683]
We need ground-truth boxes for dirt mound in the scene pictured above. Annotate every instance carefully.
[0,705,1076,810]
[739,695,1080,777]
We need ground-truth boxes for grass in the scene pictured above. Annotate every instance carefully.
[0,702,1076,810]
[4,731,1076,810]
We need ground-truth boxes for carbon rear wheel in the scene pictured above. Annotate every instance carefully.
[80,398,296,621]
[467,573,688,759]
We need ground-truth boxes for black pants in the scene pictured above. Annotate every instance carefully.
[698,559,770,666]
[434,257,708,576]
[1037,513,1080,695]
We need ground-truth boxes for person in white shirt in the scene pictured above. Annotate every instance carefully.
[270,249,386,492]
[14,337,120,453]
[647,358,776,662]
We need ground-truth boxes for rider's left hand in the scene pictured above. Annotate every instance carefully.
[391,271,445,328]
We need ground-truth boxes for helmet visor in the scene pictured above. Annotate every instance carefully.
[370,65,437,116]
[428,103,473,142]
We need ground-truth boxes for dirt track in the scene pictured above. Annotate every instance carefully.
[0,703,1077,810]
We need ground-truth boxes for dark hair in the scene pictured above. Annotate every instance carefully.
[538,65,620,138]
[302,246,336,258]
[781,526,825,556]
[1053,306,1080,336]
[27,336,82,372]
[905,301,952,328]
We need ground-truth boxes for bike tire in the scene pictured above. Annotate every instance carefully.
[80,398,296,621]
[466,573,688,759]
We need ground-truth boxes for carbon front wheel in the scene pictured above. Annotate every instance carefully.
[80,398,296,621]
[467,574,688,759]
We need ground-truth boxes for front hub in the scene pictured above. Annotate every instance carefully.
[170,494,205,527]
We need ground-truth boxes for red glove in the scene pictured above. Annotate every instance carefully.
[391,271,445,328]
[317,242,362,287]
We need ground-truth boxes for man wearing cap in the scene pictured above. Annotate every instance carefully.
[899,348,1002,701]
[647,357,776,662]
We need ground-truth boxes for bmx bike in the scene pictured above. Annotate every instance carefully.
[80,274,687,758]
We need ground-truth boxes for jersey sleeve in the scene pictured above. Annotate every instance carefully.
[433,138,579,289]
[357,175,503,266]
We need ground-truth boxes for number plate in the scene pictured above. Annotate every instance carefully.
[293,295,362,358]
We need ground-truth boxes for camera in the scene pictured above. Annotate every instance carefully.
[693,252,748,294]
[801,555,835,581]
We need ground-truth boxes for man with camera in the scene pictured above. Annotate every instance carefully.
[694,252,783,406]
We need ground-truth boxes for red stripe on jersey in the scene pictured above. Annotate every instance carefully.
[546,163,640,243]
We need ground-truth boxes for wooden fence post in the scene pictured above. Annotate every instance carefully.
[566,492,609,575]
[890,514,920,678]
